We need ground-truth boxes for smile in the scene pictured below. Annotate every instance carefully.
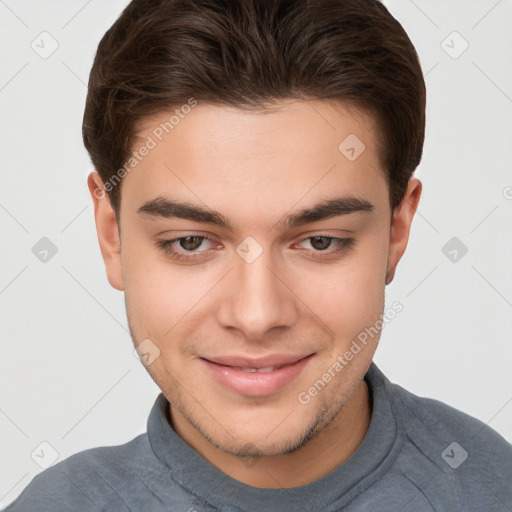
[199,353,315,396]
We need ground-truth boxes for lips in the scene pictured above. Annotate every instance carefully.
[199,353,314,396]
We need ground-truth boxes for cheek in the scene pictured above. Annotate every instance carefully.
[295,233,388,345]
[121,243,217,338]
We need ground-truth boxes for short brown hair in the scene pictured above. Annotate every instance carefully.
[83,0,425,218]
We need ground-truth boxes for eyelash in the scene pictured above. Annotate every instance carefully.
[156,234,355,262]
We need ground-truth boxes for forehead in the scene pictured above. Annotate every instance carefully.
[134,98,379,159]
[122,99,388,222]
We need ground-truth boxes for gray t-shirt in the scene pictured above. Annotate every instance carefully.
[3,363,511,511]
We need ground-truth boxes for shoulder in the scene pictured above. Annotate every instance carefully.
[383,376,512,508]
[2,433,158,512]
[368,364,512,455]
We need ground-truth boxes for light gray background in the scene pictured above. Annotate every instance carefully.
[0,0,511,506]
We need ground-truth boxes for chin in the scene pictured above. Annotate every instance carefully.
[197,400,333,457]
[208,431,306,458]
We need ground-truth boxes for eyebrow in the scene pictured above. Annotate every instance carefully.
[137,195,374,231]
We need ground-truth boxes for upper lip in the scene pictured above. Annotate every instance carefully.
[201,353,313,369]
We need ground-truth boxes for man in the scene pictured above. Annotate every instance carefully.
[5,0,511,510]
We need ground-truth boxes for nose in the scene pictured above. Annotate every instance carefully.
[216,245,299,342]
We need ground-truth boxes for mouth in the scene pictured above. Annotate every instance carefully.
[199,353,315,396]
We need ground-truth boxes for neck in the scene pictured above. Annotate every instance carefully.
[170,379,372,488]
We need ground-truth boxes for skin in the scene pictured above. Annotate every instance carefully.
[87,99,421,489]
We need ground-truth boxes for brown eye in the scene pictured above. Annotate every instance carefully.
[156,235,215,261]
[176,236,205,251]
[309,236,333,251]
[297,235,355,258]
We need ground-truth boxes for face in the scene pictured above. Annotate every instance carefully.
[89,99,421,458]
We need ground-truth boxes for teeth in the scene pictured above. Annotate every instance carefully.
[238,366,278,373]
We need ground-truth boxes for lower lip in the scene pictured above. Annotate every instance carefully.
[200,355,314,397]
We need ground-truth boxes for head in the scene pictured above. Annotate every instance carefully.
[84,0,424,457]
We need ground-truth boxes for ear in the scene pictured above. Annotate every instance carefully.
[385,177,422,285]
[87,171,124,291]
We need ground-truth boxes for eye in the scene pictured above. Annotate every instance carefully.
[156,235,217,261]
[295,235,355,258]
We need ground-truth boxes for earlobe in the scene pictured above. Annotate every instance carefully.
[87,171,124,291]
[385,177,422,286]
